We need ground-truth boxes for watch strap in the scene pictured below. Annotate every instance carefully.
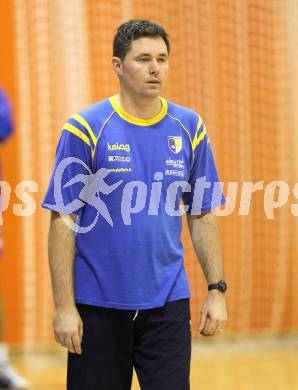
[208,280,227,293]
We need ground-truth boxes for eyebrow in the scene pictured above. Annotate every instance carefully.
[135,53,168,58]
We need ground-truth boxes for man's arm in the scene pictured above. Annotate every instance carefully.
[187,212,228,336]
[48,211,83,354]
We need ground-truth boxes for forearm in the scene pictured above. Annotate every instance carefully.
[48,211,76,310]
[187,212,224,285]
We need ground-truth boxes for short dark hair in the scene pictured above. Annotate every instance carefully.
[113,19,170,60]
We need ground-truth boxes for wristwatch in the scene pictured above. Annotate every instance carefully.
[208,280,227,293]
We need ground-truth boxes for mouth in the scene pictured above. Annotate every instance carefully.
[147,80,160,85]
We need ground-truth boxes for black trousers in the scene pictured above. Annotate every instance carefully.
[67,298,191,390]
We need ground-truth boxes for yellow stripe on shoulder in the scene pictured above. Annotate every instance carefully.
[71,113,97,146]
[191,117,202,149]
[193,127,207,149]
[63,123,91,147]
[192,119,207,150]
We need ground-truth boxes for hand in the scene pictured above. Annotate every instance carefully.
[53,306,83,354]
[199,291,228,336]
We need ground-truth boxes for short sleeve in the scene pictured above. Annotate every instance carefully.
[0,89,13,142]
[42,121,93,216]
[182,120,225,214]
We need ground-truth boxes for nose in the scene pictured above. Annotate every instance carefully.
[149,59,159,74]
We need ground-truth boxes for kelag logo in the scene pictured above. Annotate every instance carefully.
[107,142,131,152]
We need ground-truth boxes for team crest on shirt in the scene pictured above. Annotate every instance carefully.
[168,136,182,154]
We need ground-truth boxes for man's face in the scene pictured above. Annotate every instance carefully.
[115,37,169,99]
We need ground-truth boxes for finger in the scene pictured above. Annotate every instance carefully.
[71,333,82,355]
[202,318,217,336]
[64,336,76,353]
[200,318,210,336]
[200,318,212,336]
[199,310,207,333]
[200,317,213,336]
[207,319,218,336]
[79,322,83,342]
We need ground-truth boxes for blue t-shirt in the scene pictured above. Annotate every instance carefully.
[42,96,225,310]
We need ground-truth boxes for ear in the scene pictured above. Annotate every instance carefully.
[112,57,123,77]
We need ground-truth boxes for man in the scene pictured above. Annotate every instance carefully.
[42,20,227,390]
[0,88,29,389]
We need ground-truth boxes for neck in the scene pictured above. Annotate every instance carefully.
[117,90,162,119]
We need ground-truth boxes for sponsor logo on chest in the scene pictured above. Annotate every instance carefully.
[107,142,131,152]
[165,169,184,177]
[166,158,184,169]
[108,155,131,163]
